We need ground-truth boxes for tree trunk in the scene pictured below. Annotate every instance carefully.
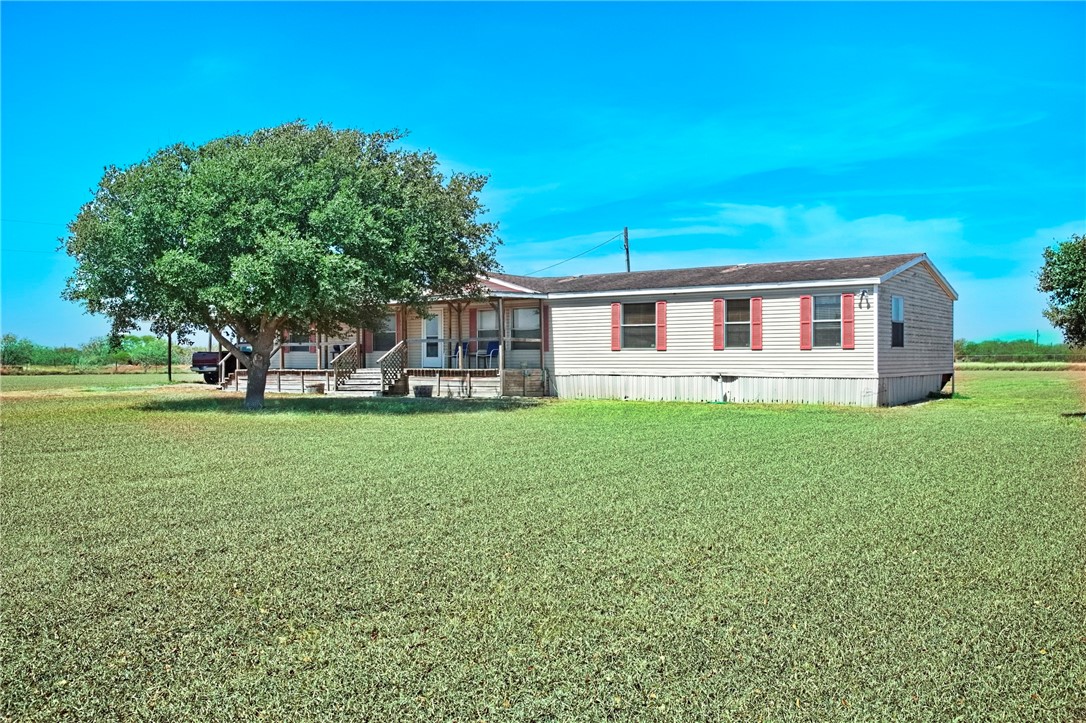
[244,347,272,410]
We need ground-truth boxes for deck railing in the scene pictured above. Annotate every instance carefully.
[217,343,280,390]
[377,340,408,393]
[331,341,361,390]
[398,335,546,370]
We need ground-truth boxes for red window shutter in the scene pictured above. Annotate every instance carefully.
[712,299,724,350]
[308,327,316,354]
[799,296,813,350]
[842,293,855,350]
[656,301,667,351]
[395,311,404,343]
[363,329,373,353]
[751,297,763,351]
[542,304,550,352]
[468,308,478,353]
[611,303,621,351]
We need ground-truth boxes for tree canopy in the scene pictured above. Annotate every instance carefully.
[64,121,500,407]
[1037,233,1086,348]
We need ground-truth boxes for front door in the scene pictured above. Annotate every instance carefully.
[422,311,443,368]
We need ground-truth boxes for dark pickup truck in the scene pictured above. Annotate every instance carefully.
[190,345,251,384]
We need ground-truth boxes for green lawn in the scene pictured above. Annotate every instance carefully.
[0,372,202,392]
[2,372,1083,721]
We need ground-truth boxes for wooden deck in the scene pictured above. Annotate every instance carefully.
[221,366,547,398]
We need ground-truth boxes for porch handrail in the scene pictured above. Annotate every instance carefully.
[217,344,280,390]
[331,341,361,390]
[377,340,408,393]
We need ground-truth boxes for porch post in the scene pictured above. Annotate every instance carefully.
[539,298,545,370]
[400,306,408,367]
[446,301,455,369]
[497,297,506,373]
[455,302,465,369]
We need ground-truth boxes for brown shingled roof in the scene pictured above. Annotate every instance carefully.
[492,253,924,294]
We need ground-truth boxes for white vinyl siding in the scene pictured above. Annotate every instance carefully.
[550,287,875,378]
[878,263,954,376]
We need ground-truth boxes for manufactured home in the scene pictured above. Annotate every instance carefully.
[218,252,956,406]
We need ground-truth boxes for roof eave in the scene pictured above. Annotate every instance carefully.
[479,274,542,294]
[879,255,958,301]
[543,276,884,300]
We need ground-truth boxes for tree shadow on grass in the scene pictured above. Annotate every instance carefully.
[136,395,546,416]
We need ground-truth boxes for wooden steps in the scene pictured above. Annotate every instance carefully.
[335,368,386,395]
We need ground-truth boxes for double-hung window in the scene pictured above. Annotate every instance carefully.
[372,314,396,352]
[511,307,541,350]
[477,309,499,353]
[725,299,751,348]
[813,294,842,347]
[287,330,312,354]
[622,302,656,348]
[891,296,905,347]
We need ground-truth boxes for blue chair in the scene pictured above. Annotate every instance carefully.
[475,340,500,368]
[446,341,470,368]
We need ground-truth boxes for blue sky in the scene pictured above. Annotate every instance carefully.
[2,2,1083,347]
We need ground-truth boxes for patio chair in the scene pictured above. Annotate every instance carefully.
[446,341,470,368]
[476,340,500,368]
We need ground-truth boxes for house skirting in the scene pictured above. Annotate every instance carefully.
[551,373,950,407]
[877,373,952,406]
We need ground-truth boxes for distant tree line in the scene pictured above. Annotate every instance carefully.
[954,338,1086,363]
[0,334,200,371]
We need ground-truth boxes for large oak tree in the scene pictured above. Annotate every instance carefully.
[64,122,499,408]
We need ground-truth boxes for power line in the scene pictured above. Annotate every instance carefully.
[524,231,624,276]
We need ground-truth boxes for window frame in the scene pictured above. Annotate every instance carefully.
[372,314,397,353]
[621,302,656,349]
[477,309,500,351]
[286,329,313,354]
[812,294,842,348]
[725,298,752,349]
[891,295,905,348]
[511,307,541,351]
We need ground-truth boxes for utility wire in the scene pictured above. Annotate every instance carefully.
[524,231,624,276]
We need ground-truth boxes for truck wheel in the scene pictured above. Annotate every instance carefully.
[204,372,219,385]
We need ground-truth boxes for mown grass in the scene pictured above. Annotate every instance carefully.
[0,372,202,392]
[2,371,1083,721]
